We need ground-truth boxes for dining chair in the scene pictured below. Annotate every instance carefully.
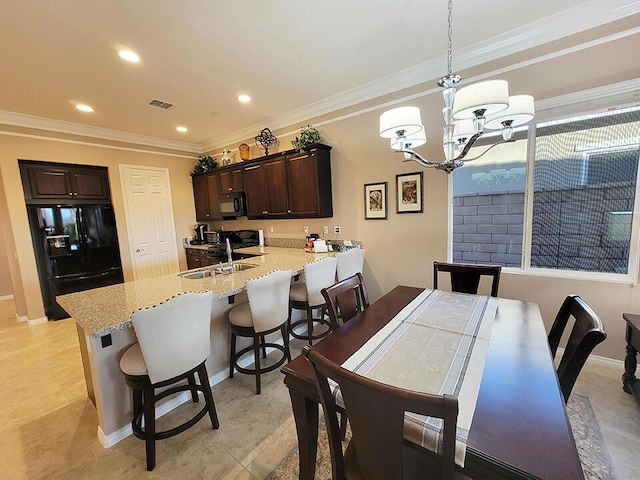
[433,261,501,297]
[336,248,365,282]
[228,269,293,394]
[289,256,338,345]
[321,272,370,330]
[302,345,461,480]
[119,292,219,471]
[548,294,607,402]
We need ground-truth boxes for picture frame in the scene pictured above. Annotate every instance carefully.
[396,172,423,214]
[364,182,388,220]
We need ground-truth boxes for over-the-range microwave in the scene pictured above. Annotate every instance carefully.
[218,192,246,219]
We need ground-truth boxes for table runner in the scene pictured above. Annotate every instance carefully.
[336,289,498,466]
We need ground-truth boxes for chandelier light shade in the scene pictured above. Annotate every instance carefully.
[379,106,423,138]
[485,95,535,129]
[452,80,509,119]
[378,0,535,174]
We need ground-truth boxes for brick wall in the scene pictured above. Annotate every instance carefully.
[453,192,524,267]
[453,184,635,272]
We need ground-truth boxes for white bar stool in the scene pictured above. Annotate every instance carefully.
[337,248,365,281]
[228,269,293,394]
[288,256,337,345]
[119,292,219,471]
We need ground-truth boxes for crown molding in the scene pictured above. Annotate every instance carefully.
[536,78,640,121]
[0,110,203,153]
[202,0,640,151]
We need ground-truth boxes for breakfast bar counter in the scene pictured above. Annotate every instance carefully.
[57,246,333,447]
[59,246,332,338]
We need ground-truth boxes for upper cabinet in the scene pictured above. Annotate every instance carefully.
[286,147,333,218]
[193,143,332,221]
[20,161,111,204]
[193,172,222,221]
[219,167,244,193]
[243,144,332,219]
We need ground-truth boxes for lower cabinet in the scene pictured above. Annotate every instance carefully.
[186,248,210,270]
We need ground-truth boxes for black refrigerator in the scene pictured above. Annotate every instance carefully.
[27,205,124,320]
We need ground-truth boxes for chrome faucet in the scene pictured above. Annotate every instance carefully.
[226,238,234,268]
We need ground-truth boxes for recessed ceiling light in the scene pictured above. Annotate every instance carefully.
[237,94,251,103]
[118,49,140,63]
[176,126,188,133]
[76,104,94,113]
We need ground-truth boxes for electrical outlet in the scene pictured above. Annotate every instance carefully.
[323,225,329,235]
[334,226,341,235]
[269,226,274,233]
[303,226,309,234]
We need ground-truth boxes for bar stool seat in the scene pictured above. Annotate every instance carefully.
[229,269,293,394]
[289,257,337,345]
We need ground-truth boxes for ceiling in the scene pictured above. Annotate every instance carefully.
[0,0,637,152]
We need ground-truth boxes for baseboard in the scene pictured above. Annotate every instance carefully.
[27,316,48,326]
[0,294,14,301]
[98,340,285,448]
[16,314,28,323]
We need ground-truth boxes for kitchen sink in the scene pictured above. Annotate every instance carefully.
[212,263,258,274]
[177,263,257,279]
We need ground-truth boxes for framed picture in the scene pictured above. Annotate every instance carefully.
[396,172,423,213]
[364,182,388,220]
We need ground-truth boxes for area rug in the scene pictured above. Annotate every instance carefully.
[266,394,617,480]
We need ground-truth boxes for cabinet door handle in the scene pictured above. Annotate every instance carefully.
[288,210,291,213]
[228,187,233,191]
[69,192,73,196]
[245,165,261,171]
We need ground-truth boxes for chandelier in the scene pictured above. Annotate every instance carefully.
[379,0,535,174]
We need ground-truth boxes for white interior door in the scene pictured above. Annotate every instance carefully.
[120,165,179,280]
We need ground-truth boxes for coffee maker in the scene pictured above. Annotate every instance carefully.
[193,224,208,245]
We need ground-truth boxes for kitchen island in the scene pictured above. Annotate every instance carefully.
[58,246,333,447]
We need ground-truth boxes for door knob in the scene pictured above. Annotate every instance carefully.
[135,248,141,253]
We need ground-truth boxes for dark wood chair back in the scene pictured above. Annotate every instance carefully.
[548,294,607,402]
[433,261,502,297]
[302,345,458,480]
[321,273,370,330]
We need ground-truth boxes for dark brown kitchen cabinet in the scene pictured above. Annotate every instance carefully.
[192,172,222,221]
[242,144,332,219]
[219,167,244,193]
[243,158,288,218]
[20,161,111,204]
[185,248,211,270]
[286,147,333,217]
[243,164,267,218]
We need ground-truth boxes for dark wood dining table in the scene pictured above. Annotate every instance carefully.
[282,286,584,480]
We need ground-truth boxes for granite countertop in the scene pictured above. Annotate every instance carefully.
[58,246,334,338]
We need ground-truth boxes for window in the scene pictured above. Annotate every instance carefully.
[452,105,640,277]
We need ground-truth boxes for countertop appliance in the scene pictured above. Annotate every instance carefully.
[218,192,246,219]
[207,229,260,261]
[193,223,209,244]
[204,230,220,244]
[27,205,124,320]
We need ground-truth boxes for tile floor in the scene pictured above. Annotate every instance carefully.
[0,298,638,479]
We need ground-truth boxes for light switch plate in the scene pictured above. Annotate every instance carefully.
[323,226,329,235]
[304,226,309,234]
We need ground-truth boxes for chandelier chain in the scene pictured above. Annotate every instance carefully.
[446,0,453,76]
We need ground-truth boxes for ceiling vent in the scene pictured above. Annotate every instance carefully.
[148,99,174,110]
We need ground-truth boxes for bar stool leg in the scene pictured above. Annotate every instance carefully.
[260,336,267,359]
[142,383,156,471]
[198,363,219,429]
[281,324,292,362]
[253,333,262,394]
[306,307,314,345]
[187,373,199,403]
[229,331,236,378]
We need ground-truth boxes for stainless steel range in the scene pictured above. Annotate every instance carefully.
[207,229,260,262]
